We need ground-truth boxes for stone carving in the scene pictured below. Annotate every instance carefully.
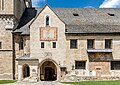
[0,16,16,29]
[44,52,52,57]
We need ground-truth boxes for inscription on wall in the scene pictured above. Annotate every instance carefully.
[44,52,52,58]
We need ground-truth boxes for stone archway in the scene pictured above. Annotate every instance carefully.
[40,60,58,81]
[22,64,30,78]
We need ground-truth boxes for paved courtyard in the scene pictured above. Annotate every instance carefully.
[3,81,69,85]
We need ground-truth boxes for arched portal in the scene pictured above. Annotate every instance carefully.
[40,61,57,81]
[22,64,30,78]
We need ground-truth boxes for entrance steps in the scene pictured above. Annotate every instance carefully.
[37,81,70,85]
[2,81,70,85]
[22,77,30,82]
[22,77,37,82]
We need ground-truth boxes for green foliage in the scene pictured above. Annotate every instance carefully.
[63,80,120,85]
[0,80,16,84]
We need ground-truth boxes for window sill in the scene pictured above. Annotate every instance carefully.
[19,49,24,51]
[87,49,112,53]
[75,69,86,70]
[70,48,78,49]
[111,69,120,71]
[0,49,12,51]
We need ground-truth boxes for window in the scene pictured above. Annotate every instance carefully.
[75,61,86,69]
[0,0,4,10]
[41,42,44,48]
[19,39,24,50]
[70,39,77,49]
[65,29,68,32]
[53,42,56,48]
[73,13,79,16]
[105,39,112,49]
[108,13,115,16]
[0,0,1,10]
[87,39,94,49]
[111,61,120,70]
[0,42,1,49]
[46,16,49,26]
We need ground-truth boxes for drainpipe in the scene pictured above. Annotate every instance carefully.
[12,32,16,80]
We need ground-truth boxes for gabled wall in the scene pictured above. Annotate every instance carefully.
[30,5,66,67]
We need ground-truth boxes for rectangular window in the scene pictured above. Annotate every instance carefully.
[0,42,2,49]
[75,61,86,69]
[1,0,3,10]
[111,61,120,70]
[105,39,112,49]
[41,42,44,48]
[0,0,4,10]
[87,39,94,49]
[53,42,56,48]
[19,40,24,50]
[70,39,77,49]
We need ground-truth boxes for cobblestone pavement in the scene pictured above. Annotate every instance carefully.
[3,81,70,85]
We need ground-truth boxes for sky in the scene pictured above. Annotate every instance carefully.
[32,0,120,8]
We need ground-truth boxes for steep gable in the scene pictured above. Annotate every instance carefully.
[14,6,120,35]
[30,5,65,27]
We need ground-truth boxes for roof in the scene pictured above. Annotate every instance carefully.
[16,54,38,60]
[14,8,42,35]
[14,6,120,35]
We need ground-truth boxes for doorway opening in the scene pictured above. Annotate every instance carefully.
[40,61,57,81]
[22,64,30,78]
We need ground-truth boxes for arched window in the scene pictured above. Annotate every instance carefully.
[46,16,49,26]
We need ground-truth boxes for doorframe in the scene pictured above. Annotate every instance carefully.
[38,58,60,81]
[22,64,30,78]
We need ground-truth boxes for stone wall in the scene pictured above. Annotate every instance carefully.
[0,0,14,14]
[14,35,30,79]
[66,34,120,71]
[0,51,13,79]
[0,16,13,79]
[0,0,26,21]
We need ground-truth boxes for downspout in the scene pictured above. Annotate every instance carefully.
[12,32,16,80]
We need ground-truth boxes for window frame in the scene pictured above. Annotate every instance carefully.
[87,39,94,49]
[19,38,24,50]
[70,39,77,49]
[105,39,112,49]
[46,16,49,26]
[75,61,86,70]
[111,61,120,70]
[41,42,44,48]
[52,42,56,48]
[0,42,2,49]
[0,0,4,10]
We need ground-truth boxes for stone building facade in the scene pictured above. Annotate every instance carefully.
[0,0,120,82]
